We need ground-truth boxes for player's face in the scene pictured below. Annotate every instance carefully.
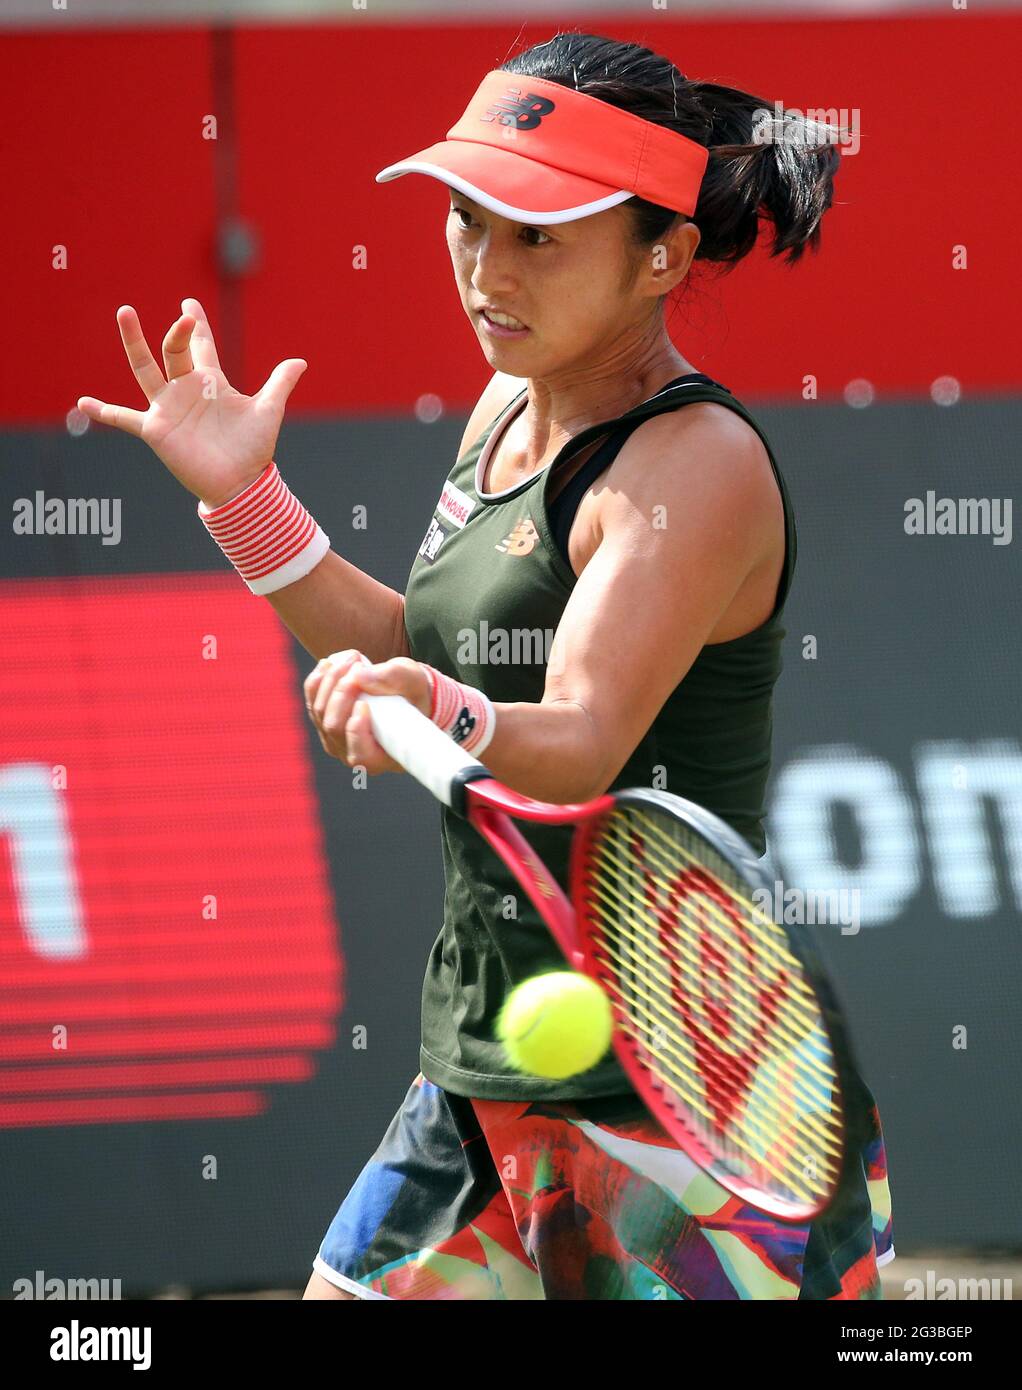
[445,194,667,378]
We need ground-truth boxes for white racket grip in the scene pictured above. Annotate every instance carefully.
[362,693,485,808]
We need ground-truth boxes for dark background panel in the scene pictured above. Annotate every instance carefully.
[762,399,1022,1248]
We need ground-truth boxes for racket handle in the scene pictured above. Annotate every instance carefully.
[362,693,485,809]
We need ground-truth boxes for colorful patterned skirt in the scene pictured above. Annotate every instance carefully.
[314,1073,894,1300]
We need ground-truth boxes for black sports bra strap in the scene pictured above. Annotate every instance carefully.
[544,373,796,621]
[548,426,632,561]
[547,373,726,561]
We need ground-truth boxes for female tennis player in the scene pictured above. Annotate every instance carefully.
[78,32,892,1300]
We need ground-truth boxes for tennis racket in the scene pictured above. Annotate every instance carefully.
[362,692,856,1222]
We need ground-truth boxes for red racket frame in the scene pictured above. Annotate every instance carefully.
[462,776,836,1222]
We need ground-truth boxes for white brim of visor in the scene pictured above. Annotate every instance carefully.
[375,160,635,226]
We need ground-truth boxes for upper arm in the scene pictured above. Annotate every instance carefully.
[542,407,782,794]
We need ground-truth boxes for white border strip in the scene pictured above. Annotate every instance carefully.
[376,162,633,226]
[312,1255,392,1300]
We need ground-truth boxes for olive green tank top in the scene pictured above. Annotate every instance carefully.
[403,376,797,1100]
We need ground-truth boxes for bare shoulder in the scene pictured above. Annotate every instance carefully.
[606,400,779,517]
[455,372,528,462]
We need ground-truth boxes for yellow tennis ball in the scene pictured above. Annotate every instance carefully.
[497,972,613,1079]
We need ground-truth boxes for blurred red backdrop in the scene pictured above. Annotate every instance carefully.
[0,575,342,1128]
[4,11,1019,426]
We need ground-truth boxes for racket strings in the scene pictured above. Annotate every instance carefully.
[600,811,834,1056]
[588,868,841,1141]
[593,841,823,1062]
[596,826,837,1085]
[604,808,829,1049]
[591,914,841,1200]
[635,1052,831,1198]
[586,861,845,1167]
[634,809,821,999]
[581,804,844,1207]
[594,814,839,1122]
[587,870,843,1170]
[591,841,843,1188]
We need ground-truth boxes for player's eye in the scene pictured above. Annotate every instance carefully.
[520,225,552,247]
[450,205,551,246]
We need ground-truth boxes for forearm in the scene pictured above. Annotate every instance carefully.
[479,699,608,805]
[198,460,409,663]
[266,548,409,663]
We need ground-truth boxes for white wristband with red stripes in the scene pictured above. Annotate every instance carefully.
[422,665,496,757]
[197,462,330,595]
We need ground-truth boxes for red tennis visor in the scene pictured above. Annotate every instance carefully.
[375,70,709,225]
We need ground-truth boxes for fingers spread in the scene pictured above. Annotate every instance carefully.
[116,306,167,404]
[181,297,223,373]
[163,314,196,381]
[76,397,147,438]
[258,358,308,413]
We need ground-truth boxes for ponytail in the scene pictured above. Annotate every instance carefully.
[502,32,846,271]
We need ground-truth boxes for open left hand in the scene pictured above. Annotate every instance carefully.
[304,652,431,774]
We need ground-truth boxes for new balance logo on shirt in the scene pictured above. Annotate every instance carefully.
[495,518,539,556]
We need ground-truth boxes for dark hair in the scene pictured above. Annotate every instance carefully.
[501,32,844,275]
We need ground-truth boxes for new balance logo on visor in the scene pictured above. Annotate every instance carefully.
[482,87,556,130]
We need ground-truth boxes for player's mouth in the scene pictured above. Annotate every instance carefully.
[478,306,531,339]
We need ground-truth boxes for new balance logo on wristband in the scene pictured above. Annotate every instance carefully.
[422,664,495,757]
[451,708,477,745]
